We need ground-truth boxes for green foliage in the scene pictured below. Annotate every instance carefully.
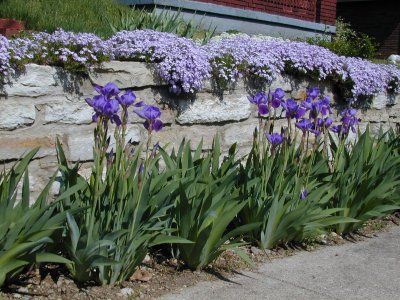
[0,0,131,37]
[329,128,400,234]
[0,149,72,287]
[0,0,216,41]
[160,137,257,270]
[108,7,216,44]
[238,136,355,249]
[56,127,190,284]
[309,18,378,59]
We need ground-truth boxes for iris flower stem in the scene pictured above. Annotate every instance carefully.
[88,117,108,243]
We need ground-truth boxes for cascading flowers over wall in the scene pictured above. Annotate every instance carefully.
[0,29,399,100]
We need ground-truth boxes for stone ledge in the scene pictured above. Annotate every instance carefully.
[89,61,160,89]
[0,101,36,130]
[176,91,252,124]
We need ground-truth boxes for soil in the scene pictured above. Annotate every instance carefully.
[1,213,399,300]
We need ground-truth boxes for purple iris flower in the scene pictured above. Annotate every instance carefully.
[316,117,333,129]
[319,96,332,116]
[331,125,342,134]
[248,92,269,115]
[94,82,120,99]
[135,105,161,120]
[86,94,121,125]
[301,98,313,111]
[307,87,320,100]
[138,163,145,174]
[310,128,321,136]
[295,119,312,132]
[270,88,285,108]
[134,105,164,132]
[282,98,305,119]
[117,90,136,107]
[300,189,308,200]
[310,101,322,119]
[266,133,284,147]
[340,108,359,133]
[324,117,333,128]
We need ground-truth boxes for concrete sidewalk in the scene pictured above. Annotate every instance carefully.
[160,226,400,300]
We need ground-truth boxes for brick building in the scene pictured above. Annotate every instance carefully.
[337,0,400,57]
[123,0,337,39]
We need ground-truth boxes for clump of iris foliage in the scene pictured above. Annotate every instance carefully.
[1,82,400,287]
[0,29,399,99]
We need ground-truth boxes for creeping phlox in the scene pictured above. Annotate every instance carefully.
[1,29,399,99]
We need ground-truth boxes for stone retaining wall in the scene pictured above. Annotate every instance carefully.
[1,62,399,196]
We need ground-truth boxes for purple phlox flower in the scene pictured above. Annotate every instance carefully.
[134,105,164,132]
[94,82,120,98]
[249,92,269,115]
[270,88,285,108]
[295,118,312,132]
[300,189,308,200]
[307,87,320,100]
[117,90,136,107]
[266,133,284,147]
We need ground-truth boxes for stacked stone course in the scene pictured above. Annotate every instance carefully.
[1,62,399,195]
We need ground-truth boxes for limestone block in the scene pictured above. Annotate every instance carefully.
[176,91,251,124]
[44,101,93,125]
[0,101,35,130]
[4,64,63,97]
[89,61,158,88]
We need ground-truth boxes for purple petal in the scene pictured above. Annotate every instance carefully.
[258,104,269,115]
[152,119,164,132]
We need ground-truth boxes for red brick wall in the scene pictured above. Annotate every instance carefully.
[337,0,400,57]
[194,0,337,25]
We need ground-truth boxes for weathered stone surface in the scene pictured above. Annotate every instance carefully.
[371,93,389,109]
[388,54,400,65]
[66,125,143,161]
[89,61,158,88]
[153,124,221,150]
[222,119,258,146]
[359,109,390,123]
[268,74,292,92]
[0,101,35,130]
[290,80,334,101]
[66,130,94,162]
[176,91,252,124]
[3,64,63,97]
[0,135,56,160]
[359,122,391,136]
[44,101,93,124]
[0,62,398,196]
[388,103,400,122]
